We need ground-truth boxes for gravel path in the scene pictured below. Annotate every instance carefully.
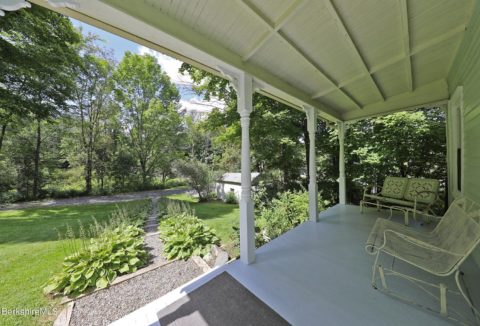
[69,195,205,325]
[0,188,192,211]
[144,197,167,265]
[69,260,203,326]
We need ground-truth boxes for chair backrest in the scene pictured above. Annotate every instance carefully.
[403,178,439,204]
[380,177,408,199]
[432,198,480,259]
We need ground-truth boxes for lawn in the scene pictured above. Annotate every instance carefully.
[166,194,239,256]
[0,200,149,326]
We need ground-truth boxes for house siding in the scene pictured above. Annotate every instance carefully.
[448,0,480,266]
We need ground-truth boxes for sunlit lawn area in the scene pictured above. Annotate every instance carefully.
[166,194,239,256]
[0,200,147,326]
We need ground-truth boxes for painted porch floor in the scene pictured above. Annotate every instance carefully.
[111,205,480,326]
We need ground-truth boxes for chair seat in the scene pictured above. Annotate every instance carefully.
[363,194,417,207]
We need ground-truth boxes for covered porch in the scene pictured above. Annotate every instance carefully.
[112,205,479,325]
[6,0,480,324]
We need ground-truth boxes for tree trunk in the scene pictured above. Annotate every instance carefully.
[85,148,93,194]
[0,122,7,154]
[32,118,42,199]
[140,161,148,187]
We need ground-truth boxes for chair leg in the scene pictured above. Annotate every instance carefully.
[371,251,381,289]
[439,283,447,317]
[455,270,480,320]
[379,265,388,289]
[404,210,409,226]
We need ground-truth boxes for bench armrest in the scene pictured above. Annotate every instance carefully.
[413,190,439,211]
[363,184,382,196]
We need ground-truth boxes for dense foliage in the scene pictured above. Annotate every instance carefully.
[0,5,80,200]
[256,190,311,243]
[181,62,447,205]
[0,6,185,203]
[345,109,446,203]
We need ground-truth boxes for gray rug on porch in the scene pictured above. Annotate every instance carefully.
[157,271,291,326]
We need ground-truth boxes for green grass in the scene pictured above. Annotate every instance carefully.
[0,200,148,326]
[166,194,239,256]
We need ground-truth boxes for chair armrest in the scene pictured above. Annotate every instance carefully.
[381,229,461,257]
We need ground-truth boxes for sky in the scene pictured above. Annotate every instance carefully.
[71,19,223,115]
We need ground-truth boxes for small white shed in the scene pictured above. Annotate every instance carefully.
[216,172,260,202]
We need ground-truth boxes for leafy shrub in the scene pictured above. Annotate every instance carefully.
[163,178,188,189]
[43,201,151,296]
[160,213,219,260]
[175,159,215,202]
[44,224,147,296]
[225,191,238,204]
[0,189,23,204]
[256,190,321,244]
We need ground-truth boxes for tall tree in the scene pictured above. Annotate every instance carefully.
[113,52,182,186]
[180,63,308,190]
[0,4,81,198]
[73,36,113,193]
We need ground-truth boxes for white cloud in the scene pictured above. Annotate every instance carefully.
[138,45,192,84]
[179,98,224,114]
[137,45,226,115]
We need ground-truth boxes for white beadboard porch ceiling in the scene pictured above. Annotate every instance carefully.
[33,0,474,122]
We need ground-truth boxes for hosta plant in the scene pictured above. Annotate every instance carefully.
[43,224,147,297]
[159,213,219,260]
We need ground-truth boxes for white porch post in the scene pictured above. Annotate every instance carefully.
[305,106,319,222]
[338,121,347,205]
[237,72,255,264]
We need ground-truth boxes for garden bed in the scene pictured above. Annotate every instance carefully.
[69,259,203,326]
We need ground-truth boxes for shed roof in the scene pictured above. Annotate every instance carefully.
[218,172,260,185]
[33,0,474,122]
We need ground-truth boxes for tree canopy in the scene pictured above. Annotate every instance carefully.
[0,5,447,206]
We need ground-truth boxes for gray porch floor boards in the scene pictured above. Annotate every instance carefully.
[112,205,480,326]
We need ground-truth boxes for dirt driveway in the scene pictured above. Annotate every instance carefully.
[0,188,192,211]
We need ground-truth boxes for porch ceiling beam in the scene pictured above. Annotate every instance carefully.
[324,0,385,101]
[313,23,466,99]
[341,79,449,121]
[239,0,363,110]
[242,0,304,61]
[399,0,413,92]
[34,0,341,121]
